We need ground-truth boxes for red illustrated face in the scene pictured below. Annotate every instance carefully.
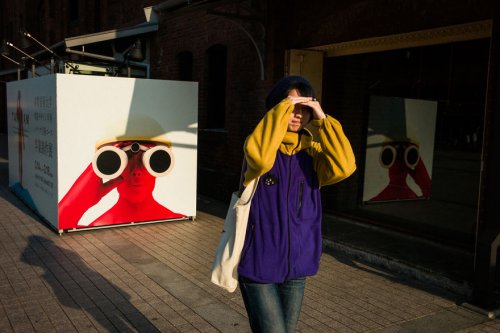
[117,150,156,203]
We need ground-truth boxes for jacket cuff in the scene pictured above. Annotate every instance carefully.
[309,118,325,127]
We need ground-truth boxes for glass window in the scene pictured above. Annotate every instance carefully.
[177,51,193,81]
[206,44,227,129]
[322,39,489,249]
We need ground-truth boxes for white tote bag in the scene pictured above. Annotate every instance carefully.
[211,177,259,292]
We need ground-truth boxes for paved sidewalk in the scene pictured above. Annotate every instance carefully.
[0,158,500,332]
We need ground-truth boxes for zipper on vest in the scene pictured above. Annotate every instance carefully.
[286,154,292,279]
[286,134,302,279]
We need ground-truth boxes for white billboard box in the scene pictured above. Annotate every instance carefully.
[7,74,198,233]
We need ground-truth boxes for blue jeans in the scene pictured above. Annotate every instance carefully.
[239,276,306,333]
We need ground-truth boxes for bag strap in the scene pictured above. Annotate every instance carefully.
[239,175,259,204]
[238,157,247,194]
[238,157,259,200]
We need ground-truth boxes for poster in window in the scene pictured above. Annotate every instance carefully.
[363,96,437,203]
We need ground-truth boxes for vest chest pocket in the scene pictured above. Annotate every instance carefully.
[297,179,304,217]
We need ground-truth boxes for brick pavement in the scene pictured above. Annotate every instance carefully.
[1,164,500,332]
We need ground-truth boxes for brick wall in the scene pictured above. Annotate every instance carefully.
[150,3,275,201]
[284,0,492,47]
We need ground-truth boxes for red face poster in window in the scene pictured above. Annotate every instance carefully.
[363,96,437,203]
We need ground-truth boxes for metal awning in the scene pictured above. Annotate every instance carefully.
[1,9,159,78]
[64,22,158,48]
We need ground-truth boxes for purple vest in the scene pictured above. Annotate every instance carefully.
[238,149,323,283]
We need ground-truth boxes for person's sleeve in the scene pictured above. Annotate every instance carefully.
[243,98,294,186]
[309,115,357,187]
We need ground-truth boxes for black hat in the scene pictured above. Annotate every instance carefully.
[265,75,315,110]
